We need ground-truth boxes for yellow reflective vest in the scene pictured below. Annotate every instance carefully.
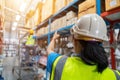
[26,35,35,45]
[51,56,118,80]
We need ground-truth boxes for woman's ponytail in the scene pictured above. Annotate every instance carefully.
[80,40,108,73]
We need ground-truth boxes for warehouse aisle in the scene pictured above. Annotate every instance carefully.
[2,57,18,80]
[1,56,37,80]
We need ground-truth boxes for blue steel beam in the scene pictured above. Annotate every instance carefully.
[48,19,51,44]
[52,0,79,18]
[96,0,101,15]
[38,24,74,39]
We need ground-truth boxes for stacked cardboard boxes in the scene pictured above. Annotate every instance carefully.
[51,18,61,31]
[60,16,67,28]
[41,0,55,22]
[37,28,44,36]
[78,0,96,18]
[51,11,77,31]
[0,0,4,54]
[0,14,4,30]
[55,0,67,13]
[33,2,42,26]
[25,10,35,28]
[0,0,4,30]
[51,16,67,31]
[67,0,73,5]
[44,27,48,34]
[37,27,48,36]
[66,11,77,26]
[67,17,77,26]
[105,0,120,11]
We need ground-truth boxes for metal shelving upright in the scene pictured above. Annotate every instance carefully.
[36,0,80,44]
[20,0,120,70]
[35,0,102,44]
[101,5,120,69]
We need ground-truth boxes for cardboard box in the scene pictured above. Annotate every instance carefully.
[41,0,55,22]
[55,0,67,13]
[79,0,96,13]
[62,16,67,27]
[67,17,77,26]
[33,2,42,26]
[25,10,35,24]
[66,11,77,20]
[51,16,67,31]
[0,0,5,10]
[78,6,96,18]
[78,0,96,18]
[71,17,77,24]
[56,18,61,29]
[59,16,67,28]
[29,17,35,28]
[51,21,55,31]
[51,19,59,31]
[105,0,120,11]
[37,27,46,36]
[67,0,73,5]
[46,27,48,34]
[0,15,4,30]
[36,27,48,36]
[67,20,71,26]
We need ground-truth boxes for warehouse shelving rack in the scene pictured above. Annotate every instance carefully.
[35,0,81,43]
[20,0,80,40]
[3,42,18,57]
[20,0,120,70]
[35,0,101,43]
[21,0,101,41]
[101,7,120,69]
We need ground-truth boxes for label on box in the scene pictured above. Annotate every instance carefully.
[110,0,117,7]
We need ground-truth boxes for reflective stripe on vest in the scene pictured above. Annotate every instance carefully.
[51,56,117,80]
[113,70,120,80]
[54,56,68,80]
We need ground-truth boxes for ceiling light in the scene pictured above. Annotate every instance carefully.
[20,3,26,12]
[13,22,18,27]
[16,15,21,21]
[40,0,46,3]
[12,27,16,31]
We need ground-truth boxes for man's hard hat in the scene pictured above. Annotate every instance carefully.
[29,29,34,35]
[71,14,108,41]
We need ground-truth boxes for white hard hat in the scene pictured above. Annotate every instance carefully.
[71,14,108,41]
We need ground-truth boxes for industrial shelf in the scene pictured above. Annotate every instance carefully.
[21,0,101,42]
[101,6,120,69]
[20,0,82,40]
[52,0,80,18]
[37,24,74,40]
[101,7,120,26]
[114,23,120,29]
[36,0,81,31]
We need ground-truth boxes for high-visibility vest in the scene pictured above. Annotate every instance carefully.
[26,35,35,46]
[51,56,118,80]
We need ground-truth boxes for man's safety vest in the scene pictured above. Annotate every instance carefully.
[26,35,35,46]
[50,56,120,80]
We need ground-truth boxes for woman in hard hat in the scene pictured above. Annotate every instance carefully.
[47,14,120,80]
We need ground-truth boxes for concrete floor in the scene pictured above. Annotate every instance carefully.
[1,56,36,80]
[2,57,18,80]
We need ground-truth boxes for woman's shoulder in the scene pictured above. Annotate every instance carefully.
[101,67,116,80]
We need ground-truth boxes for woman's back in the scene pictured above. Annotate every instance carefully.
[51,56,116,80]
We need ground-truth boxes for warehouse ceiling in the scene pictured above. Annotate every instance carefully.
[4,0,42,41]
